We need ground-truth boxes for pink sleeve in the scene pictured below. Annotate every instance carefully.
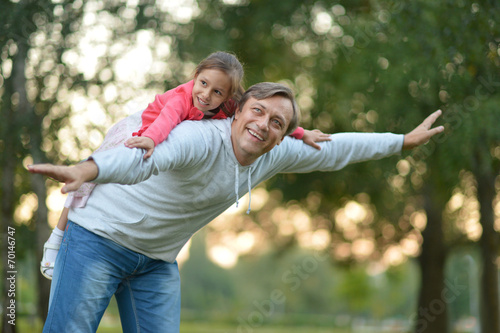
[289,127,304,140]
[140,95,192,146]
[134,82,201,146]
[133,93,168,137]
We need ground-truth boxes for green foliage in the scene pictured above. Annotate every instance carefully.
[180,233,237,314]
[181,240,420,322]
[3,0,499,329]
[178,0,500,255]
[336,266,375,314]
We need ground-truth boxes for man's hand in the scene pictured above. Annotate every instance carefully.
[403,110,445,150]
[27,160,98,194]
[124,136,155,159]
[302,129,332,150]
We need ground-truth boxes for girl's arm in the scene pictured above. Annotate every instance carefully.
[125,82,198,158]
[137,97,192,146]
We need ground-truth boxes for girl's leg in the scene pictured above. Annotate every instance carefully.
[40,208,69,279]
[44,114,138,279]
[56,207,69,231]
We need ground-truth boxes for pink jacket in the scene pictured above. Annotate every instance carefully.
[134,80,304,146]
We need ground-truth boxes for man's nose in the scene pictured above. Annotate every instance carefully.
[256,115,269,131]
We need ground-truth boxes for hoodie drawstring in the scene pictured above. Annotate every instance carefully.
[246,170,252,214]
[234,164,252,214]
[234,164,240,208]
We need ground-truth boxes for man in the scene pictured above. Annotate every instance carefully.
[29,82,444,332]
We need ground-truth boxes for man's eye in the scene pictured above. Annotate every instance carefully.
[272,119,282,128]
[253,108,261,113]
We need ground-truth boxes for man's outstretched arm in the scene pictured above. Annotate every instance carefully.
[27,160,98,194]
[27,110,445,193]
[402,110,444,150]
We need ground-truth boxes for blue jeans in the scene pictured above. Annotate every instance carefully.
[43,221,181,333]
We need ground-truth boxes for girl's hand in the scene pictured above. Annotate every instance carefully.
[124,137,155,159]
[302,129,332,150]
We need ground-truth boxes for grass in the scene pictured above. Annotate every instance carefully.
[97,321,349,333]
[94,312,350,333]
[179,322,349,333]
[18,314,350,333]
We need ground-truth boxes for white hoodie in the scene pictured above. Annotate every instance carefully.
[68,111,404,262]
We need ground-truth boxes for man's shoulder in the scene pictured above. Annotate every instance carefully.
[166,117,231,147]
[255,136,302,165]
[172,117,231,133]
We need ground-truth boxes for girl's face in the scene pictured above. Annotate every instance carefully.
[192,69,232,114]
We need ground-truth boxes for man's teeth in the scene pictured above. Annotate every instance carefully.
[249,129,264,141]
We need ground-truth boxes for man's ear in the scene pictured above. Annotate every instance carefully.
[234,106,241,120]
[277,135,286,145]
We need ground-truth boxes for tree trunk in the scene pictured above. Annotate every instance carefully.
[12,39,52,324]
[1,176,17,333]
[1,17,18,332]
[1,110,17,333]
[414,186,448,333]
[475,169,500,333]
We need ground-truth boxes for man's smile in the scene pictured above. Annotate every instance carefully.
[248,128,264,141]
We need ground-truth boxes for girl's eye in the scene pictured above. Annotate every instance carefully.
[215,90,222,96]
[201,80,207,86]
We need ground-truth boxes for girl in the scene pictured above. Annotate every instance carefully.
[40,51,331,279]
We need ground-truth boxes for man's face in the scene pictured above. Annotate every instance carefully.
[231,95,294,165]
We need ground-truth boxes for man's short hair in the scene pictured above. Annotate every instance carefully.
[239,82,300,136]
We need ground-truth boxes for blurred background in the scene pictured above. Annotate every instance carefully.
[1,0,499,332]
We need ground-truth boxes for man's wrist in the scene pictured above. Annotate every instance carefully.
[402,134,415,150]
[76,159,99,182]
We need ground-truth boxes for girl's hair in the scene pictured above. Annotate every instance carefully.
[194,51,245,116]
